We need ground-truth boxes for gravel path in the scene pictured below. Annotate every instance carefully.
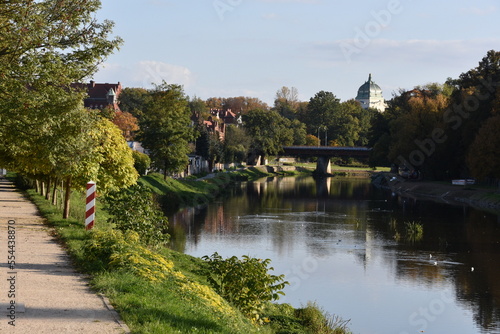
[0,177,130,333]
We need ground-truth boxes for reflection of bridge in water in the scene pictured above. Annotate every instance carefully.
[282,146,372,174]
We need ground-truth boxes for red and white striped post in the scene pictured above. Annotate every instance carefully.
[85,181,96,230]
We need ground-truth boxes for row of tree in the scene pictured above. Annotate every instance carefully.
[3,2,498,211]
[0,1,137,217]
[117,50,500,184]
[370,50,500,182]
[117,85,377,174]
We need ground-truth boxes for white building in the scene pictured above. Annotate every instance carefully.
[355,74,387,112]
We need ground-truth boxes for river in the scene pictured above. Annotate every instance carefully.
[169,176,500,334]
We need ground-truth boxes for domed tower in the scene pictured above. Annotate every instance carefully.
[355,74,387,112]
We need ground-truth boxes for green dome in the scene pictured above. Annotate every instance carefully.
[356,74,383,100]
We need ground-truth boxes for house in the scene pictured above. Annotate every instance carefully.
[74,81,122,111]
[203,117,226,140]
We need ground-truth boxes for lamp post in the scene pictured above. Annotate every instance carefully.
[317,126,321,147]
[317,125,327,147]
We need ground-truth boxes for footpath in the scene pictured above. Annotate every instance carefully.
[0,177,130,333]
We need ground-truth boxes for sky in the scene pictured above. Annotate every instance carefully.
[92,0,500,105]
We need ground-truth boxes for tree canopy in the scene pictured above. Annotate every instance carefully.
[138,83,195,178]
[0,1,138,217]
[368,50,500,182]
[243,109,293,159]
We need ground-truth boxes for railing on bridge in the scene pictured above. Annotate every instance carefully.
[280,146,371,174]
[282,146,371,158]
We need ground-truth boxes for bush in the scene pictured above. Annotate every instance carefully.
[83,229,174,282]
[132,150,151,176]
[103,184,169,247]
[202,252,288,323]
[296,302,351,334]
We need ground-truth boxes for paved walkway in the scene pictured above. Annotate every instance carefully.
[0,177,130,333]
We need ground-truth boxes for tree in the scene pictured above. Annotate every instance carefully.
[0,0,124,216]
[223,125,251,163]
[0,107,138,218]
[112,111,139,140]
[0,0,122,143]
[83,117,138,194]
[138,83,195,178]
[274,86,299,120]
[132,151,151,176]
[195,126,223,171]
[118,87,150,118]
[243,109,293,161]
[303,91,341,135]
[55,114,137,218]
[444,50,500,177]
[189,96,209,113]
[206,97,224,110]
[466,115,500,182]
[387,90,450,179]
[290,120,307,145]
[305,134,320,146]
[195,126,211,161]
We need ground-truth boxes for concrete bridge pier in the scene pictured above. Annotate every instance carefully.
[315,156,331,175]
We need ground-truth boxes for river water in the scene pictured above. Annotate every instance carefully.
[169,176,500,334]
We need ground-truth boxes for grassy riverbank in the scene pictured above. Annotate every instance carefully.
[13,173,351,334]
[138,167,288,211]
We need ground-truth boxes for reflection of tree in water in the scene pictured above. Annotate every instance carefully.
[455,210,500,331]
[170,176,500,333]
[379,200,500,333]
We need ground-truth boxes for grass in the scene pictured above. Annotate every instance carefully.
[405,221,424,243]
[18,178,351,334]
[139,168,272,211]
[25,187,260,333]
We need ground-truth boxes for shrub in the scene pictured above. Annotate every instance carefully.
[202,252,288,323]
[83,229,174,282]
[132,150,151,176]
[103,184,169,247]
[296,302,351,334]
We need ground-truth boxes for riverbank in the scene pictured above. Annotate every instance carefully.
[139,167,311,212]
[140,165,384,212]
[9,173,351,333]
[373,172,500,212]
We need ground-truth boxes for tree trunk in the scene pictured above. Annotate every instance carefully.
[45,178,51,201]
[52,178,59,206]
[35,179,40,193]
[63,176,72,219]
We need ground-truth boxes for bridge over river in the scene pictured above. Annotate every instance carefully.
[281,146,371,174]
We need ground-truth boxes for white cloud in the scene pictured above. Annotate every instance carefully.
[460,6,497,16]
[307,38,500,67]
[262,13,278,20]
[134,61,194,88]
[92,61,194,89]
[258,0,319,3]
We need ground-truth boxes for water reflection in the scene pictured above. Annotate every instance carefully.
[169,177,500,334]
